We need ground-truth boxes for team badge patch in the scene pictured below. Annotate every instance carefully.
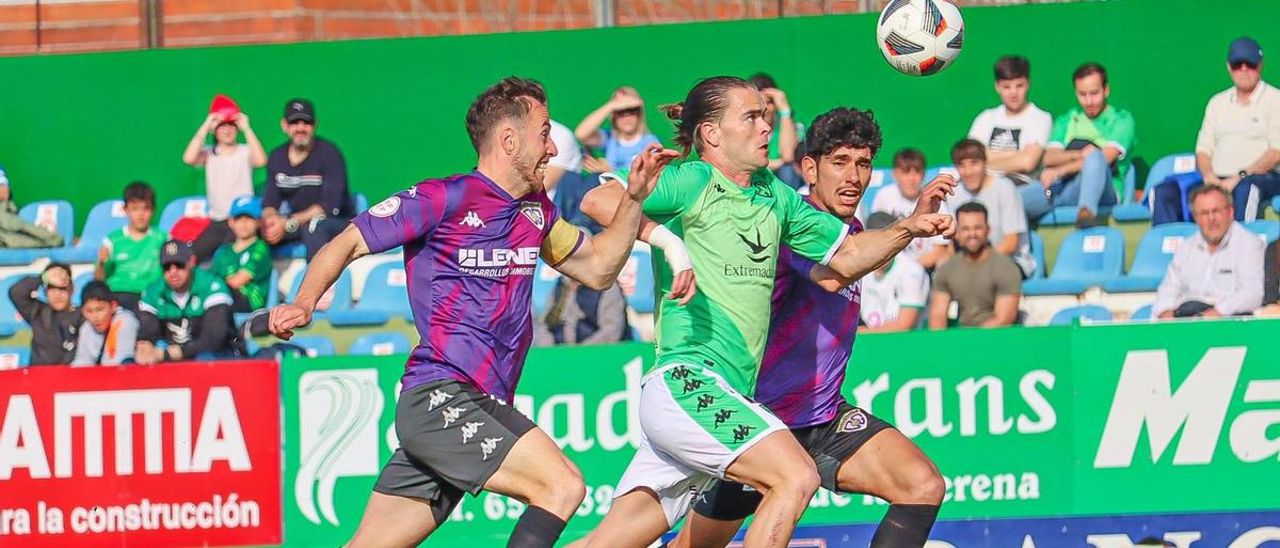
[837,408,868,433]
[519,202,545,230]
[369,196,401,218]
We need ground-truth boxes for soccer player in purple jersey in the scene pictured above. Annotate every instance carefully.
[668,108,948,548]
[268,77,679,548]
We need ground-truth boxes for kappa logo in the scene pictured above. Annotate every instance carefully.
[461,421,484,443]
[838,408,869,433]
[696,394,715,413]
[518,202,545,230]
[427,389,453,411]
[737,228,771,263]
[481,437,504,460]
[460,211,486,228]
[682,378,705,394]
[669,366,693,381]
[713,409,736,428]
[442,406,465,428]
[732,424,754,443]
[296,369,384,527]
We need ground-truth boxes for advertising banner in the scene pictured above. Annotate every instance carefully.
[280,321,1280,545]
[0,360,283,547]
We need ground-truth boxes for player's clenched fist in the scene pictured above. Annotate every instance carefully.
[268,303,312,341]
[626,144,680,202]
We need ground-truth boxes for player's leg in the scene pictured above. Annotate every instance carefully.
[347,449,462,547]
[722,430,820,548]
[573,487,677,548]
[827,407,944,548]
[482,426,588,547]
[663,481,757,548]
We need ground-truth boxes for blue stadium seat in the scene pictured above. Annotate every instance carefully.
[159,196,209,232]
[1048,304,1113,325]
[625,248,656,314]
[531,259,561,317]
[289,335,336,357]
[1271,195,1280,217]
[348,332,412,356]
[0,274,31,336]
[285,267,356,321]
[1023,227,1125,296]
[1101,223,1196,293]
[862,168,895,211]
[328,262,408,327]
[266,269,281,309]
[52,199,127,263]
[0,346,29,370]
[1131,304,1154,321]
[1039,169,1135,226]
[70,271,95,306]
[0,200,76,266]
[1245,220,1280,245]
[1028,231,1046,279]
[1116,153,1197,222]
[354,193,369,213]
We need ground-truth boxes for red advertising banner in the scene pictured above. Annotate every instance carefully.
[0,361,282,547]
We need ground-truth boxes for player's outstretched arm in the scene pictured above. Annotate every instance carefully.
[818,175,957,287]
[268,224,370,340]
[553,145,681,290]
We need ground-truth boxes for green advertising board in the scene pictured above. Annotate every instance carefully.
[280,320,1280,546]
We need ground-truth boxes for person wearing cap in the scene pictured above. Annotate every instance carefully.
[210,195,274,312]
[260,98,354,260]
[182,95,268,260]
[1193,37,1280,222]
[859,212,930,333]
[8,262,80,365]
[135,240,238,364]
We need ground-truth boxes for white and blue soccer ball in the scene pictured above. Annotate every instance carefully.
[876,0,965,76]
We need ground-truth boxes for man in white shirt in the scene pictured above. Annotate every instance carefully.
[947,139,1035,277]
[547,120,599,232]
[860,212,930,332]
[870,148,951,269]
[1155,185,1264,319]
[968,55,1053,185]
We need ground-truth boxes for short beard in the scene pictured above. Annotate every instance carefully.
[291,136,313,150]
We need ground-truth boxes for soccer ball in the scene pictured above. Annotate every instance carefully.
[876,0,964,76]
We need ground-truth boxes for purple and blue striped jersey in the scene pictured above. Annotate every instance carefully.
[757,210,863,428]
[353,171,583,402]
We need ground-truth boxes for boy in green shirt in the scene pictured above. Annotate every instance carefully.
[95,181,165,311]
[210,195,273,312]
[1020,62,1136,227]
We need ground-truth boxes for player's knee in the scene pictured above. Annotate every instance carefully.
[532,464,586,516]
[774,464,820,504]
[898,461,945,505]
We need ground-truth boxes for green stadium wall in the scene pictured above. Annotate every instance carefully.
[1,0,1276,229]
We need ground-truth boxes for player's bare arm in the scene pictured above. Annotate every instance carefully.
[267,224,369,339]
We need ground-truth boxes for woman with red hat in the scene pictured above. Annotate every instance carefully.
[181,94,268,260]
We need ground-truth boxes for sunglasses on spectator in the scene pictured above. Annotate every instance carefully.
[163,262,190,272]
[1230,61,1259,71]
[614,107,643,117]
[288,119,315,126]
[44,284,70,292]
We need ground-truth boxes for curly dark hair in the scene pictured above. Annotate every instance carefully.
[801,107,883,160]
[465,76,547,153]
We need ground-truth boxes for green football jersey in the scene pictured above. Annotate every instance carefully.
[210,239,273,310]
[102,227,166,294]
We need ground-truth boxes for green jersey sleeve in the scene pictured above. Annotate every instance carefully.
[248,241,273,280]
[1104,110,1136,158]
[622,162,711,220]
[1048,113,1070,148]
[777,181,847,264]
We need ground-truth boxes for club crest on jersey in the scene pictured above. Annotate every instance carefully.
[518,202,545,230]
[369,196,402,218]
[838,408,869,433]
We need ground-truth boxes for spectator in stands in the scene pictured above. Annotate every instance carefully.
[968,55,1053,185]
[575,86,661,172]
[1020,62,1136,228]
[534,277,630,346]
[928,202,1021,329]
[949,139,1035,276]
[748,73,803,187]
[71,281,138,366]
[1154,185,1264,319]
[1154,37,1279,224]
[96,181,165,310]
[182,95,268,260]
[260,98,354,260]
[8,262,79,365]
[135,240,238,363]
[860,212,929,332]
[870,148,951,269]
[210,195,273,312]
[0,165,64,249]
[546,120,601,233]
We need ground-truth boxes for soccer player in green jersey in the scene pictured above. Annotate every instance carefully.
[573,77,954,548]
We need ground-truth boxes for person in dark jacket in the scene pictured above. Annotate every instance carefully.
[8,262,80,364]
[134,241,238,364]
